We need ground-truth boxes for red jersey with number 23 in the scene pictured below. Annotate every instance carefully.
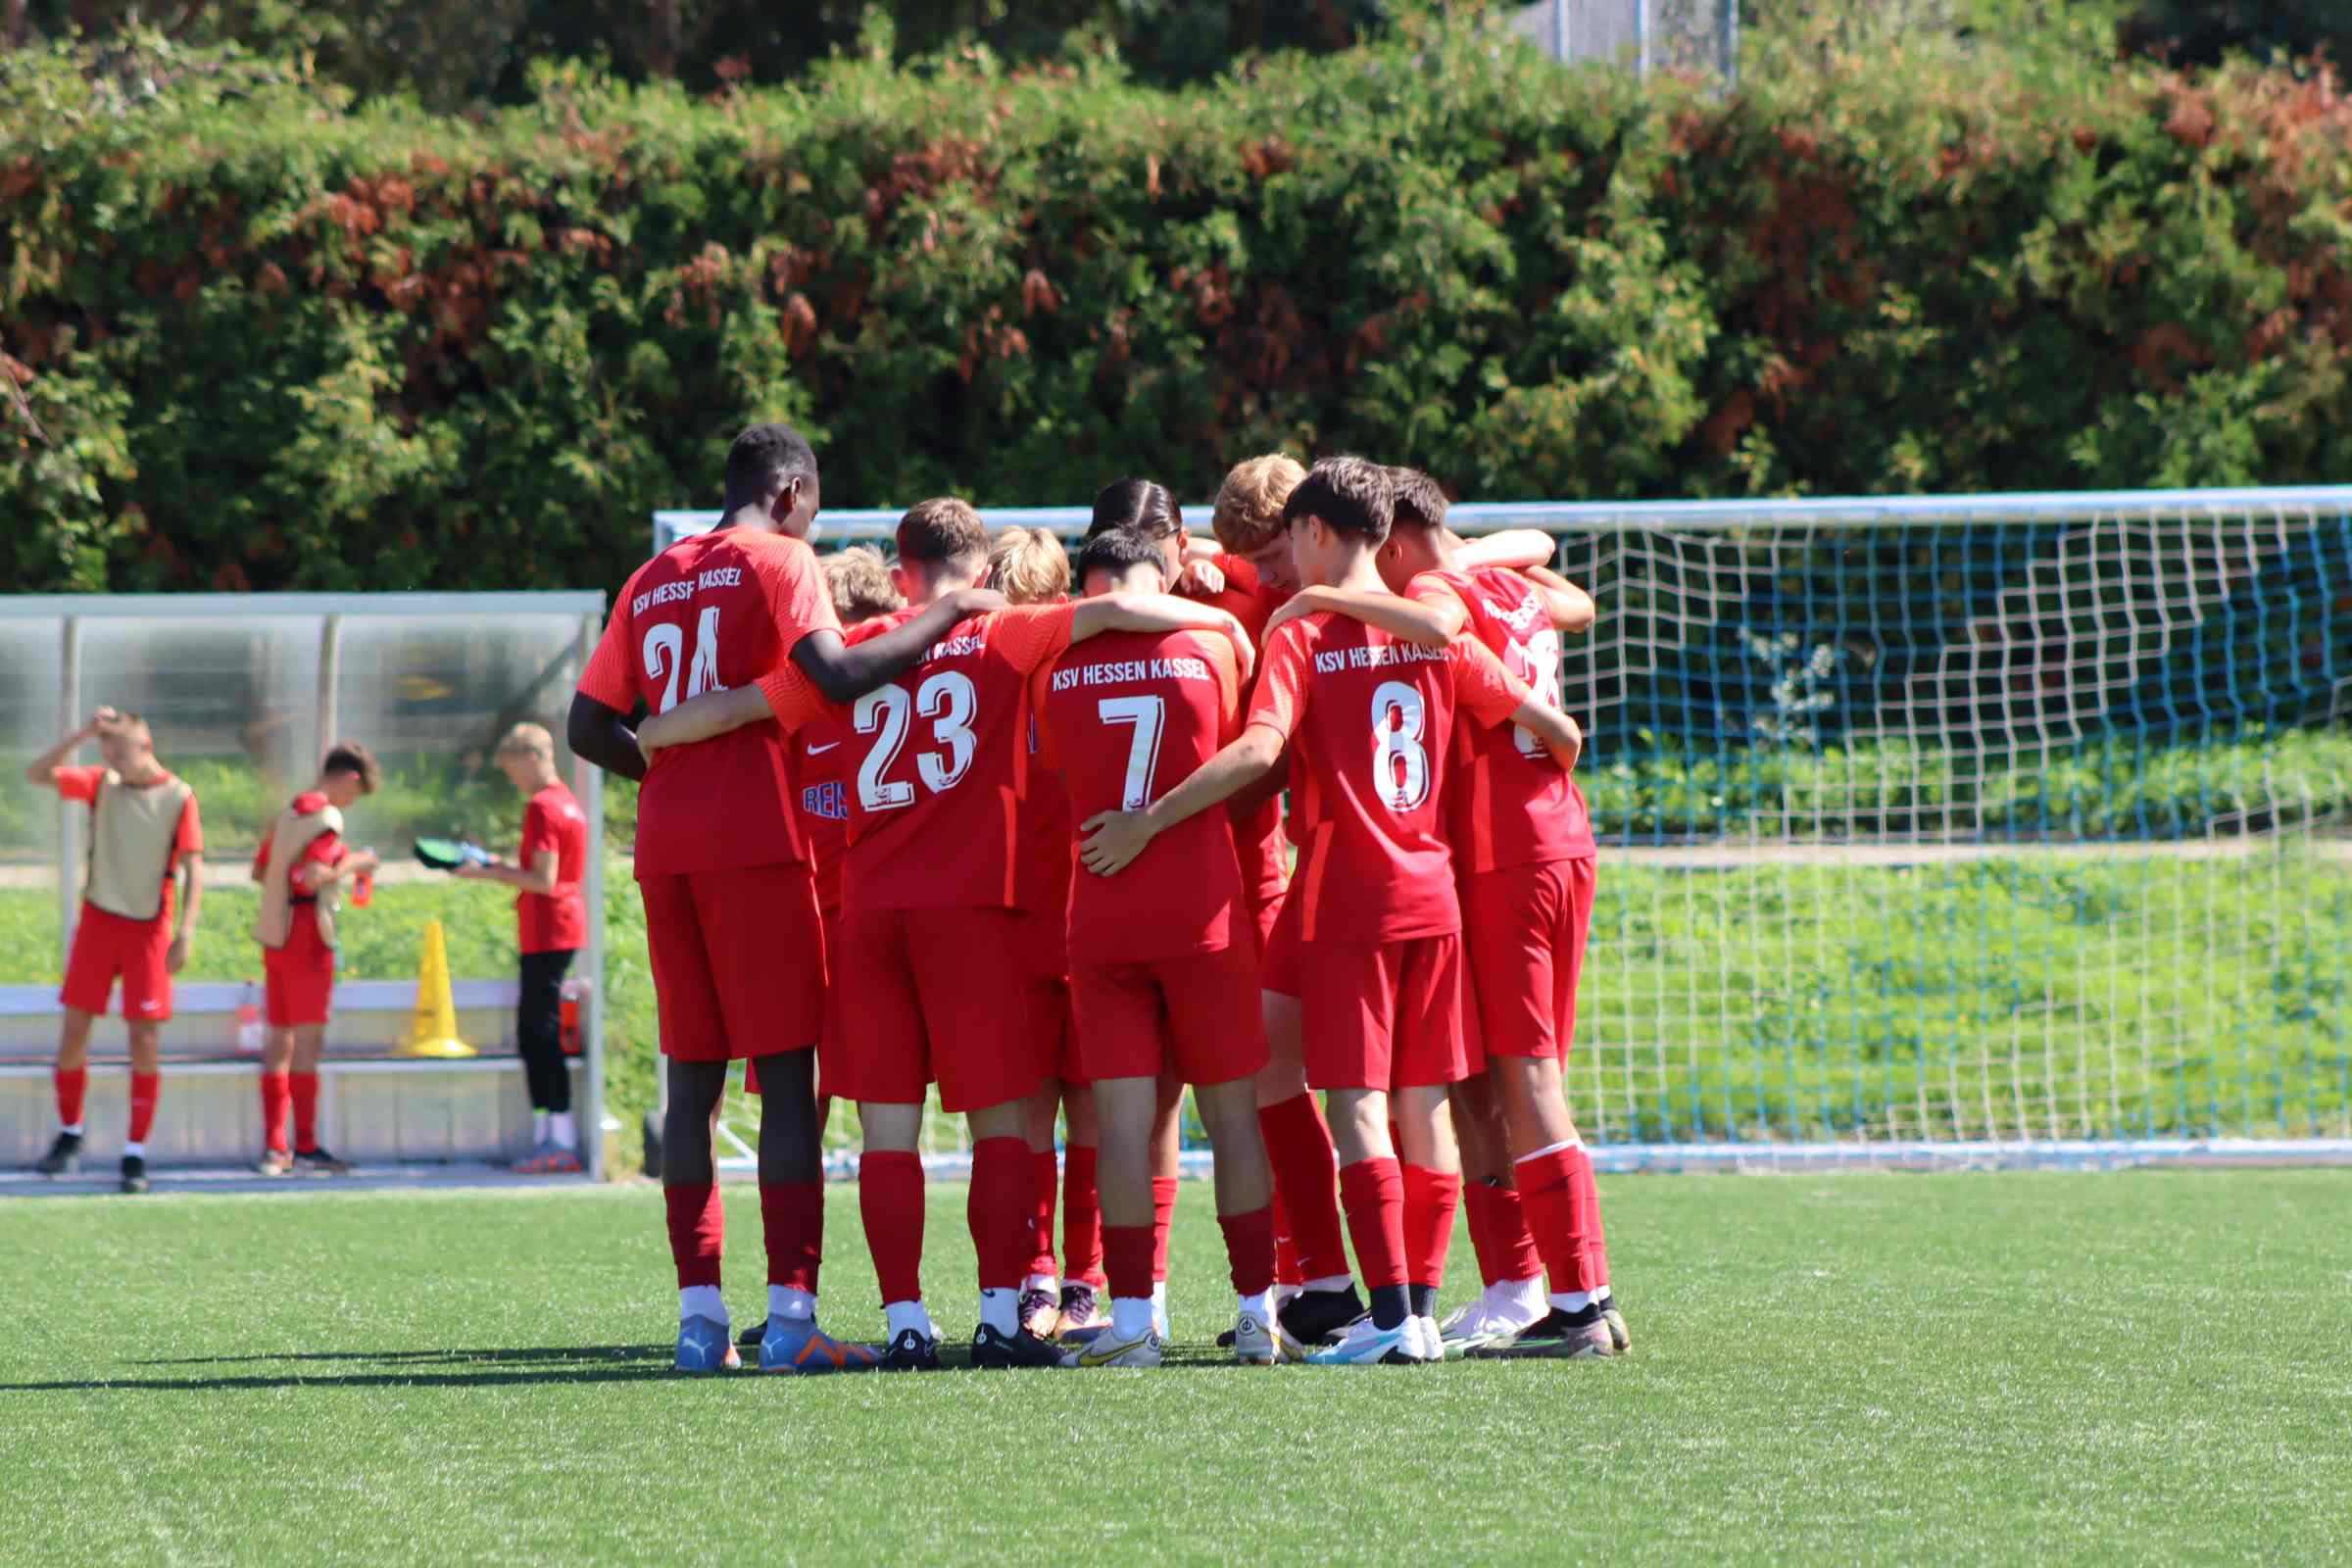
[576,527,842,877]
[759,604,1077,913]
[1033,627,1248,964]
[1246,613,1530,944]
[1407,565,1595,872]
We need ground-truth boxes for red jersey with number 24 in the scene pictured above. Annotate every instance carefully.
[1407,565,1595,872]
[1033,627,1248,964]
[577,527,843,877]
[759,604,1077,913]
[1246,613,1530,944]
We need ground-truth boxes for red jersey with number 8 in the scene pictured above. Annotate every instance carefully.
[1033,627,1248,963]
[1246,613,1530,944]
[577,527,842,877]
[759,603,1077,912]
[1407,565,1595,872]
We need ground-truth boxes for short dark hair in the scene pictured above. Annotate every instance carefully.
[895,497,990,573]
[1086,477,1182,541]
[1282,456,1394,544]
[1075,528,1169,592]
[1387,467,1447,532]
[723,423,818,509]
[321,741,381,795]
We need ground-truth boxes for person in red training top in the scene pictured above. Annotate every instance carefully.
[635,497,1251,1373]
[24,708,203,1195]
[1033,526,1281,1367]
[251,743,381,1178]
[985,526,1104,1342]
[1078,457,1584,1367]
[454,723,589,1175]
[567,424,1006,1378]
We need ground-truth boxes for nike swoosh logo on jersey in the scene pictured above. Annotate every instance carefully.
[806,741,840,755]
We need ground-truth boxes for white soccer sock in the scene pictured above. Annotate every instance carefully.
[1516,1136,1584,1163]
[533,1110,551,1144]
[1303,1273,1353,1295]
[679,1285,727,1325]
[1549,1290,1594,1314]
[1150,1280,1169,1336]
[1593,1285,1613,1304]
[768,1286,815,1323]
[61,1122,84,1138]
[1237,1289,1274,1323]
[1491,1276,1546,1321]
[122,1140,145,1160]
[1023,1273,1057,1295]
[884,1300,935,1342]
[978,1287,1021,1336]
[552,1111,576,1148]
[1111,1296,1156,1339]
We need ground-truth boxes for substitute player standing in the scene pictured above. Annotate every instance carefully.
[1079,457,1585,1365]
[635,498,1250,1371]
[455,723,589,1174]
[251,743,381,1176]
[567,425,1006,1375]
[24,708,203,1195]
[1035,528,1280,1367]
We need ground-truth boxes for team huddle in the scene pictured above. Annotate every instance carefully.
[569,425,1623,1370]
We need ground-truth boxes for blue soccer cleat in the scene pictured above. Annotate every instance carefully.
[1303,1316,1432,1366]
[758,1317,881,1374]
[674,1314,742,1373]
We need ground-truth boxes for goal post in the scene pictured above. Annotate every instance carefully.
[656,487,2352,1169]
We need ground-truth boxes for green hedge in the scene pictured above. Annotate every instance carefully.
[6,20,2352,596]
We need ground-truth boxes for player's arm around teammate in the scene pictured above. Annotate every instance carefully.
[24,709,203,1194]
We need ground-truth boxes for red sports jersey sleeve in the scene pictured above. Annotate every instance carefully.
[1449,636,1532,728]
[1245,621,1315,739]
[52,765,102,805]
[756,662,835,732]
[1413,564,1596,872]
[989,604,1079,676]
[175,791,203,858]
[1040,627,1248,963]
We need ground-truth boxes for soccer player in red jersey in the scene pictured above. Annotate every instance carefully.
[1079,457,1584,1365]
[567,426,1004,1376]
[25,708,203,1195]
[251,743,381,1178]
[453,723,590,1175]
[1031,528,1282,1367]
[635,498,1250,1371]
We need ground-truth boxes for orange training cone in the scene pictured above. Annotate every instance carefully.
[401,918,475,1058]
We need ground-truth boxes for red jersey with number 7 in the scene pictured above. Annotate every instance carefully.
[1032,627,1249,964]
[1246,613,1531,944]
[758,603,1078,913]
[1407,565,1595,872]
[576,527,843,877]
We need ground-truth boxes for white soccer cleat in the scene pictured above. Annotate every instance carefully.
[1060,1325,1163,1369]
[1411,1315,1446,1363]
[1233,1307,1280,1365]
[1303,1317,1429,1366]
[1441,1286,1545,1355]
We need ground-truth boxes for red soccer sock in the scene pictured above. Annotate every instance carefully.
[1516,1147,1597,1296]
[127,1071,161,1145]
[1572,1145,1613,1289]
[1336,1156,1406,1292]
[1464,1181,1544,1288]
[760,1181,822,1296]
[1217,1204,1277,1298]
[858,1150,926,1304]
[1151,1175,1178,1285]
[1103,1223,1156,1304]
[1259,1094,1348,1282]
[663,1182,724,1289]
[1029,1149,1060,1282]
[1271,1187,1305,1288]
[289,1070,320,1154]
[969,1137,1034,1295]
[55,1065,87,1130]
[1401,1165,1461,1293]
[259,1071,291,1154]
[1061,1144,1105,1288]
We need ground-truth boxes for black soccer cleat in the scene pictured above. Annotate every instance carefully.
[876,1329,943,1373]
[119,1154,150,1195]
[969,1321,1062,1370]
[34,1131,83,1176]
[292,1147,353,1175]
[737,1320,767,1349]
[1466,1303,1614,1360]
[1278,1286,1367,1349]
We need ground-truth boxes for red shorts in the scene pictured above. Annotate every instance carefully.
[1072,943,1270,1087]
[748,904,845,1098]
[62,904,175,1022]
[1015,909,1082,1086]
[262,915,335,1027]
[1297,932,1470,1092]
[639,862,825,1064]
[1257,891,1301,999]
[1462,858,1595,1063]
[835,906,1037,1113]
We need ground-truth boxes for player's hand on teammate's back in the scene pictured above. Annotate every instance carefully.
[1078,808,1159,877]
[1175,558,1227,597]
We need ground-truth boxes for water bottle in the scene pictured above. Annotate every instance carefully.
[560,975,590,1055]
[351,846,375,907]
[234,982,265,1054]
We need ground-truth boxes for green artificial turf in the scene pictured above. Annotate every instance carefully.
[0,1173,2345,1565]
